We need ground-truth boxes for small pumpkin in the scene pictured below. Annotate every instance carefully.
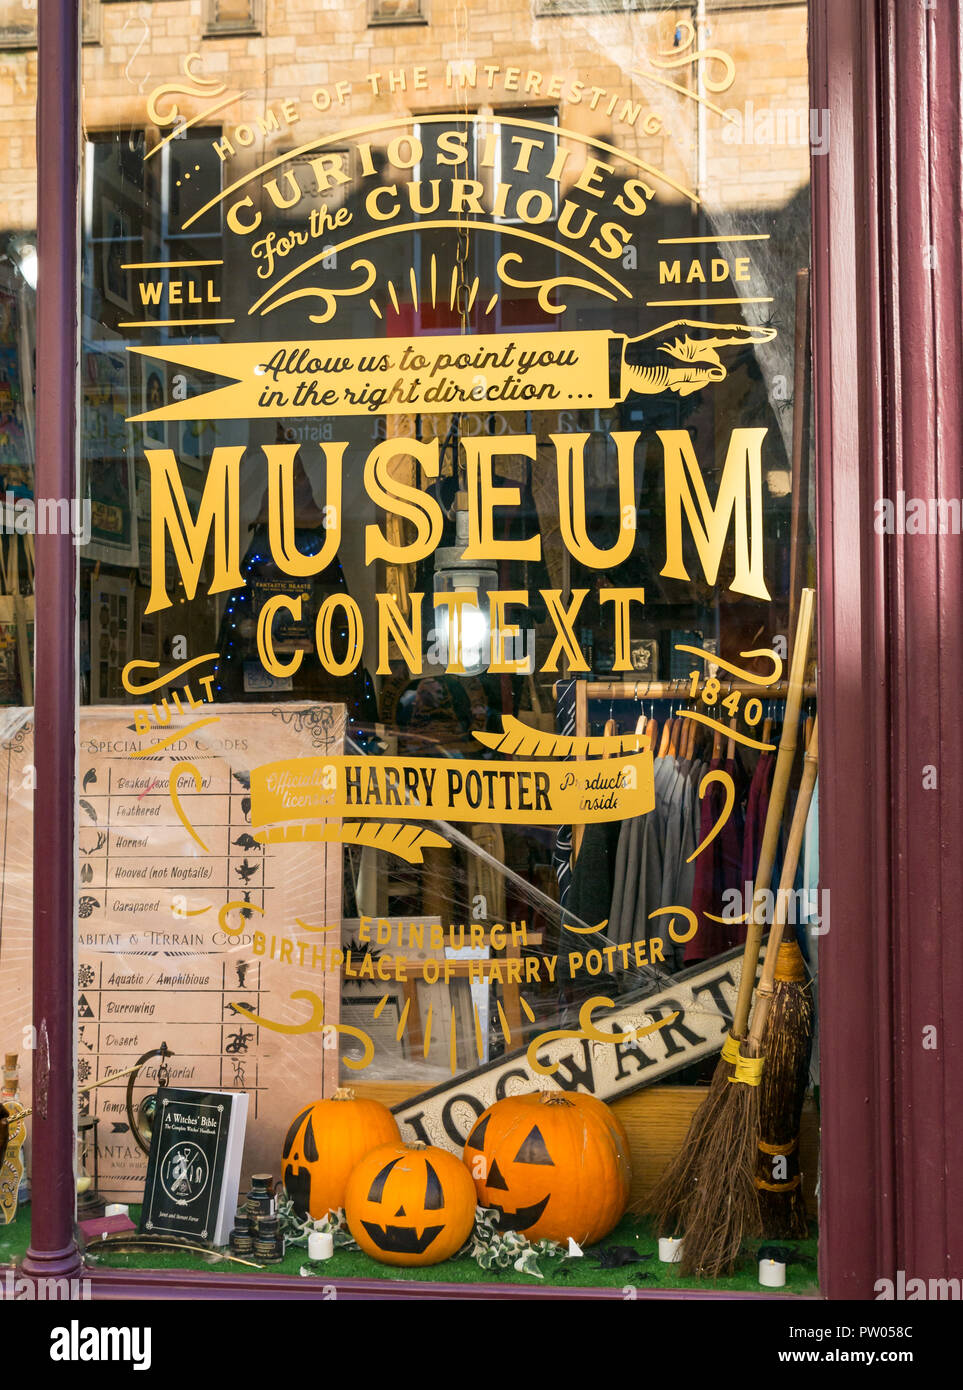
[463,1091,631,1245]
[281,1087,400,1220]
[344,1141,476,1267]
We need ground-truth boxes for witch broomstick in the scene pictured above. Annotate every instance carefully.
[755,931,815,1239]
[647,588,816,1275]
[678,719,818,1277]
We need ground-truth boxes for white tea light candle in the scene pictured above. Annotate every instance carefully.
[308,1231,334,1261]
[658,1236,683,1263]
[759,1258,786,1288]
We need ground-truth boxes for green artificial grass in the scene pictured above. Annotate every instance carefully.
[0,1203,819,1293]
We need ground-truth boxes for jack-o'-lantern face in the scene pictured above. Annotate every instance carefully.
[463,1092,631,1246]
[467,1112,554,1232]
[344,1142,476,1267]
[281,1089,400,1221]
[357,1153,446,1255]
[281,1105,316,1217]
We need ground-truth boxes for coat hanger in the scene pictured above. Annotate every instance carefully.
[604,696,617,739]
[634,681,648,737]
[804,707,814,746]
[657,695,672,757]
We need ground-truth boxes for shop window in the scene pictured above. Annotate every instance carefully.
[203,0,265,38]
[535,1,647,16]
[492,108,560,222]
[697,1,802,9]
[0,0,101,48]
[535,0,799,13]
[368,0,429,26]
[0,0,822,1302]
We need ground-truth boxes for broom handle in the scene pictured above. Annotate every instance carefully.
[731,586,815,1039]
[747,719,819,1050]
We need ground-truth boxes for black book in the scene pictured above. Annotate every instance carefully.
[139,1089,248,1246]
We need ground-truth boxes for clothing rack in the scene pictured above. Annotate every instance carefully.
[556,678,817,857]
[579,679,818,702]
[556,679,818,749]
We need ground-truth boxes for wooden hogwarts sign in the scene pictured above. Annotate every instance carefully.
[392,948,745,1151]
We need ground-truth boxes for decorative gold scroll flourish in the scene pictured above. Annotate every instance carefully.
[633,20,738,125]
[255,821,450,865]
[472,716,648,760]
[651,20,736,92]
[168,761,209,852]
[229,992,375,1070]
[144,53,243,160]
[527,996,679,1077]
[495,252,619,315]
[121,652,219,695]
[257,259,377,324]
[686,769,736,864]
[676,645,784,685]
[250,221,630,319]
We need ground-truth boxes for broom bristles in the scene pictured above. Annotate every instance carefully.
[644,1035,738,1234]
[759,1181,809,1239]
[756,942,814,1239]
[679,1070,762,1278]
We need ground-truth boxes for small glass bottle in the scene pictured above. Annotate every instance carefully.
[229,1209,253,1255]
[253,1213,283,1262]
[245,1173,276,1217]
[1,1053,17,1100]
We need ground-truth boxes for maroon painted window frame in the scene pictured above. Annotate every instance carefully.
[20,0,963,1299]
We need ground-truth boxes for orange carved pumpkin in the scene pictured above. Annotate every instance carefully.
[463,1091,631,1245]
[281,1087,400,1220]
[344,1141,476,1267]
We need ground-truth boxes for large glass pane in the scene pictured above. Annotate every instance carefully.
[64,0,818,1291]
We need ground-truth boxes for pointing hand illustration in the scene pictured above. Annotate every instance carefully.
[621,319,776,397]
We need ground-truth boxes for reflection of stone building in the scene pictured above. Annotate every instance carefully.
[1,2,809,232]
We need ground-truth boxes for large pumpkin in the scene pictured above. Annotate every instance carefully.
[344,1141,476,1267]
[463,1091,631,1245]
[281,1088,400,1219]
